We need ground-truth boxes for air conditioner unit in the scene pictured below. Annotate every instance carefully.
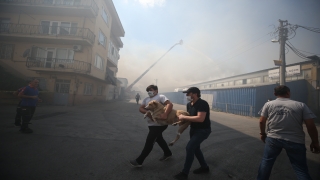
[73,45,82,52]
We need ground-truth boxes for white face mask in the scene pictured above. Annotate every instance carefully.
[148,91,155,97]
[186,96,193,102]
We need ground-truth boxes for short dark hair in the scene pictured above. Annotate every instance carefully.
[274,85,290,96]
[146,85,158,92]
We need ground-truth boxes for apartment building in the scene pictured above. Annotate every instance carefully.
[0,0,125,105]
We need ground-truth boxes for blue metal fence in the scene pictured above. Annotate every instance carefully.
[163,79,309,117]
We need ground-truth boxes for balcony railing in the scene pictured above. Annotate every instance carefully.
[26,57,91,73]
[105,67,117,85]
[0,23,95,44]
[0,0,99,16]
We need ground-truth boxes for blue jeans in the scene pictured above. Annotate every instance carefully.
[257,137,311,180]
[182,128,211,174]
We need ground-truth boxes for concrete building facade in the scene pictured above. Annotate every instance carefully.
[0,0,125,105]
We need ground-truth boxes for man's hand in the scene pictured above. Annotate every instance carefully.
[260,134,267,143]
[310,142,320,154]
[38,99,43,103]
[178,114,186,121]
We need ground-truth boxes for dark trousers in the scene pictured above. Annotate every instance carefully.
[14,101,22,125]
[136,125,172,164]
[21,106,36,129]
[257,137,311,180]
[182,128,211,174]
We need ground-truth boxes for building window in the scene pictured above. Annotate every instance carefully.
[97,86,103,95]
[99,30,107,47]
[55,79,71,93]
[0,44,14,60]
[0,18,10,32]
[102,6,108,25]
[217,83,223,87]
[95,54,104,70]
[30,47,74,63]
[243,79,247,84]
[228,81,234,86]
[40,21,77,35]
[56,49,74,63]
[84,83,93,95]
[247,77,261,84]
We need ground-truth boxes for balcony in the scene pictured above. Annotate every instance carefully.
[0,0,99,17]
[105,67,117,85]
[26,57,91,73]
[0,23,95,45]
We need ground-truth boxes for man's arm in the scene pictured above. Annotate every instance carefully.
[18,94,38,99]
[305,119,320,154]
[178,111,206,122]
[259,116,268,143]
[18,88,38,99]
[158,100,173,120]
[139,104,148,114]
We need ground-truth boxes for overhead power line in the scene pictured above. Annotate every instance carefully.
[286,41,310,60]
[295,25,320,33]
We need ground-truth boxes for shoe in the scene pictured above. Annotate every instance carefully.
[173,172,188,180]
[19,128,33,133]
[14,123,21,126]
[129,160,142,167]
[193,166,209,174]
[159,154,172,161]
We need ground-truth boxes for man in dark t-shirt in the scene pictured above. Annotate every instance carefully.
[173,87,211,180]
[18,79,41,133]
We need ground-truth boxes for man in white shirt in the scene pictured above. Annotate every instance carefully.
[257,85,319,180]
[130,85,173,167]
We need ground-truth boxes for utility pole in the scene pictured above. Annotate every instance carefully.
[278,20,288,85]
[155,79,158,85]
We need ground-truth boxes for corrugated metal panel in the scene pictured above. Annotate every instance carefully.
[161,92,186,105]
[209,88,256,116]
[255,79,308,116]
[163,79,308,118]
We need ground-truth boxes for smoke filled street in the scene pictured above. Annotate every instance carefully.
[1,100,319,180]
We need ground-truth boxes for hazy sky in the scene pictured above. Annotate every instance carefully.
[114,0,320,93]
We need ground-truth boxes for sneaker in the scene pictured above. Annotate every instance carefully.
[19,128,33,134]
[193,166,209,174]
[159,154,172,161]
[129,160,142,167]
[173,172,188,180]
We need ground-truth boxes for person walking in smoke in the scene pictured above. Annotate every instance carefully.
[13,80,30,126]
[135,93,141,104]
[130,85,173,167]
[18,79,42,133]
[257,85,319,180]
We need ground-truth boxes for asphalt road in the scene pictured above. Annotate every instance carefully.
[0,100,319,180]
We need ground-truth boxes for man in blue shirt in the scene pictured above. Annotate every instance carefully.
[18,79,41,133]
[13,81,31,126]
